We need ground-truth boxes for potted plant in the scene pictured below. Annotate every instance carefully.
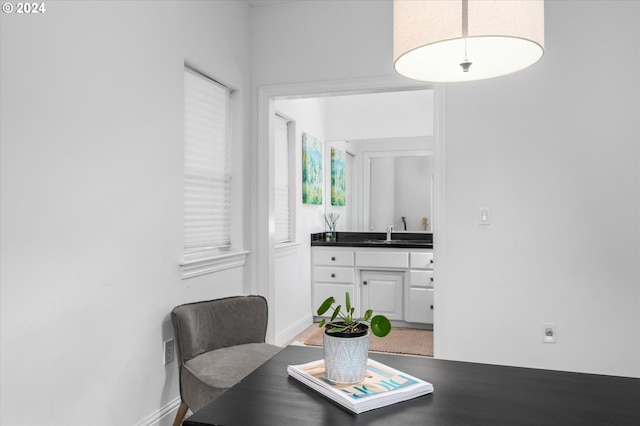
[316,292,392,383]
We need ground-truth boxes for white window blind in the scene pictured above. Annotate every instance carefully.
[184,68,232,256]
[274,114,290,244]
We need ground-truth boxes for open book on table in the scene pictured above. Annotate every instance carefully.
[287,358,434,414]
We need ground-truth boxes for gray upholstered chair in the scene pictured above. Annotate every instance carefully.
[170,295,281,426]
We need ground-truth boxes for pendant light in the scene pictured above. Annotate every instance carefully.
[393,0,545,83]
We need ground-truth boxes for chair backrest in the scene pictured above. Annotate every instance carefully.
[171,295,269,364]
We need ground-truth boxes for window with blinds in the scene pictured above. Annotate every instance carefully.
[274,114,291,244]
[183,67,232,257]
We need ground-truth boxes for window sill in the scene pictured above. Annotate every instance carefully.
[275,241,302,257]
[180,250,249,279]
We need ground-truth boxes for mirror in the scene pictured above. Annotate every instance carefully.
[367,154,433,232]
[325,137,433,233]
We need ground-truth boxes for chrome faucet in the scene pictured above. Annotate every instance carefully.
[386,225,393,242]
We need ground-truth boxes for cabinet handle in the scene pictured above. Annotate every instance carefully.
[363,280,368,286]
[430,277,434,282]
[430,259,434,264]
[331,273,336,278]
[430,305,434,310]
[331,256,336,261]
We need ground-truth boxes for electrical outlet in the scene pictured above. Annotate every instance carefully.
[542,323,557,344]
[163,339,175,365]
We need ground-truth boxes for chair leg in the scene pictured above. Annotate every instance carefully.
[173,402,189,426]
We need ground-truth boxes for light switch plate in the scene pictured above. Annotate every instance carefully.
[479,207,490,225]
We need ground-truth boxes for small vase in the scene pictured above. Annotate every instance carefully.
[322,325,370,383]
[325,226,336,242]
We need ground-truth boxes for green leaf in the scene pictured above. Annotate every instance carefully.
[363,309,373,321]
[317,297,335,316]
[330,305,341,322]
[370,315,392,338]
[345,292,351,311]
[318,319,326,328]
[327,325,349,333]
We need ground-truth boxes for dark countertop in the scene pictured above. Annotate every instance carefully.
[311,232,433,249]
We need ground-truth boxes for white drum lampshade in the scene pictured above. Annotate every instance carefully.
[393,0,545,83]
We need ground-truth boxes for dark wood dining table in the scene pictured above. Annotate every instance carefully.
[184,345,640,426]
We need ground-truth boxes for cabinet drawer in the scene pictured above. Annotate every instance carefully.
[356,251,408,268]
[314,249,355,266]
[410,252,434,270]
[405,288,434,324]
[314,266,355,283]
[409,270,434,288]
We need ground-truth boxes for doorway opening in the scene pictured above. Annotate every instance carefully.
[255,78,446,358]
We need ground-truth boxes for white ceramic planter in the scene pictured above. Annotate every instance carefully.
[323,329,370,384]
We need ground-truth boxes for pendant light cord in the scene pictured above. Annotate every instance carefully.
[462,0,468,38]
[460,0,472,72]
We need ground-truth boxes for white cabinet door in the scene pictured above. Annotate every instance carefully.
[405,287,434,324]
[313,283,357,317]
[360,271,404,321]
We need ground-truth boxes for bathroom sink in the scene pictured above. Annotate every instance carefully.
[362,239,429,245]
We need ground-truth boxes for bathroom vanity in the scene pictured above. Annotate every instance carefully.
[311,232,434,327]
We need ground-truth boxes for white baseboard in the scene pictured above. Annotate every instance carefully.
[275,313,314,346]
[135,397,181,426]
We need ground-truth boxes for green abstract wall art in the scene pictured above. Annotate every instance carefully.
[302,132,323,205]
[331,148,346,206]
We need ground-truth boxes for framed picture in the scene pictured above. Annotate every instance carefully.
[331,148,345,206]
[302,132,323,205]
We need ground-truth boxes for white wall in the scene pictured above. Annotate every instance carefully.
[251,0,395,85]
[252,0,640,377]
[441,0,640,377]
[272,98,326,344]
[325,90,433,140]
[1,1,252,425]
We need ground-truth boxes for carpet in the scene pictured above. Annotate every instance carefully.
[303,326,433,357]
